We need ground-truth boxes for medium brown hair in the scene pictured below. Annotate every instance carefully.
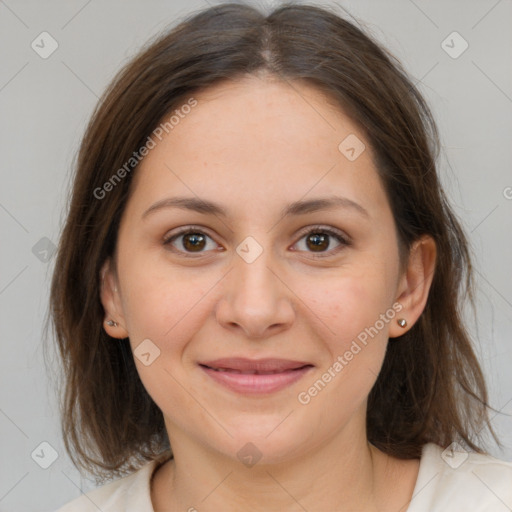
[46,1,501,481]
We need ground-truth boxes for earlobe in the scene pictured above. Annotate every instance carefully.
[389,235,437,339]
[99,259,129,339]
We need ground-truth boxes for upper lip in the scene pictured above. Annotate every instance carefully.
[199,358,313,373]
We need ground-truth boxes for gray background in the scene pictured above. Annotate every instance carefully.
[0,0,511,510]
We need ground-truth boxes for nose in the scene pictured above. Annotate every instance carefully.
[215,243,295,340]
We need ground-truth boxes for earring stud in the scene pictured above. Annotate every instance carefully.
[106,319,118,327]
[397,318,407,328]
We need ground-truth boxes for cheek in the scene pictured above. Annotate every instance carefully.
[122,269,212,343]
[117,262,215,415]
[115,242,215,362]
[297,274,393,426]
[306,267,394,351]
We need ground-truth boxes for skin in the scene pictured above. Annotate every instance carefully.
[100,73,436,511]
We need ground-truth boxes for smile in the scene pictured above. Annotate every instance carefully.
[198,358,314,394]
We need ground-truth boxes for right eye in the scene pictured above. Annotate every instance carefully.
[163,227,221,258]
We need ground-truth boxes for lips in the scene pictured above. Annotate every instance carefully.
[199,357,313,374]
[198,358,314,394]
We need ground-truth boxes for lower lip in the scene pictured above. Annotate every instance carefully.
[200,365,313,395]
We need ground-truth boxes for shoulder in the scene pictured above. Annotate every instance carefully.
[55,458,163,512]
[408,442,512,511]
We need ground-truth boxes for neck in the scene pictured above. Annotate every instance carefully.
[152,416,398,511]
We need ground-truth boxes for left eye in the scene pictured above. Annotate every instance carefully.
[163,226,350,258]
[293,227,349,257]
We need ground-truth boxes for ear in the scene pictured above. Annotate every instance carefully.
[389,235,437,338]
[99,258,129,339]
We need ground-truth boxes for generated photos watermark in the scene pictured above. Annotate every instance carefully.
[297,302,404,405]
[93,97,198,200]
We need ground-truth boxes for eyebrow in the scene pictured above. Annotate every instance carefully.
[142,195,370,220]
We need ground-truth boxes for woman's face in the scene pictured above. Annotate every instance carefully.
[101,75,427,464]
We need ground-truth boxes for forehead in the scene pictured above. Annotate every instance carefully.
[165,75,361,162]
[127,75,390,222]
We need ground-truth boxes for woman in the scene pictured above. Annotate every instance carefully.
[51,2,512,510]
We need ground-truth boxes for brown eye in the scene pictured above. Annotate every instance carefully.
[305,232,330,252]
[163,225,350,259]
[293,227,350,258]
[181,232,207,252]
[163,228,218,257]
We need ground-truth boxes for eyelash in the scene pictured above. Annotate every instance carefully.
[162,225,351,259]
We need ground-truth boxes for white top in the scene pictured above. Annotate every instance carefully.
[56,443,512,511]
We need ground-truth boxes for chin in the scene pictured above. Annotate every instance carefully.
[207,417,314,466]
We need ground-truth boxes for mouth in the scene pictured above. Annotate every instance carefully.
[198,358,314,394]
